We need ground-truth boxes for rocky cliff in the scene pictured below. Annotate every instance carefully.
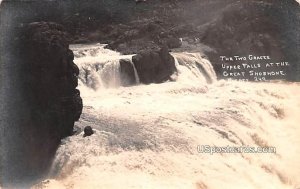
[0,21,82,185]
[22,21,82,138]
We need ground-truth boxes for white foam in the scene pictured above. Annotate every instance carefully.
[33,44,300,189]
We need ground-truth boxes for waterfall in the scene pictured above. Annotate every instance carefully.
[172,52,217,84]
[130,60,140,84]
[71,43,217,92]
[71,43,138,90]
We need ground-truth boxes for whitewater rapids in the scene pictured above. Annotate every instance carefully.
[33,44,300,189]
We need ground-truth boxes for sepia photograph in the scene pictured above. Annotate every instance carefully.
[0,0,299,188]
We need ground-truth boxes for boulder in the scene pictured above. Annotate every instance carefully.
[83,126,94,137]
[132,46,177,84]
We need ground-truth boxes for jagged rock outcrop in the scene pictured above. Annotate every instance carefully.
[4,21,83,181]
[22,21,83,138]
[132,46,177,84]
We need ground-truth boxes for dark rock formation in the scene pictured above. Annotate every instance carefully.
[2,21,83,183]
[132,46,177,84]
[22,21,83,138]
[83,126,94,137]
[120,59,137,86]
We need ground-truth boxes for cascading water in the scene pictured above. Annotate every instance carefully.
[71,43,139,90]
[33,44,300,189]
[71,43,217,92]
[172,52,217,84]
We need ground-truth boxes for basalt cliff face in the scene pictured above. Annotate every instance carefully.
[22,21,82,138]
[0,21,82,185]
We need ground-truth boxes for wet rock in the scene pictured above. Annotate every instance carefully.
[73,89,83,121]
[132,46,177,84]
[7,21,84,180]
[84,126,94,137]
[22,21,83,137]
